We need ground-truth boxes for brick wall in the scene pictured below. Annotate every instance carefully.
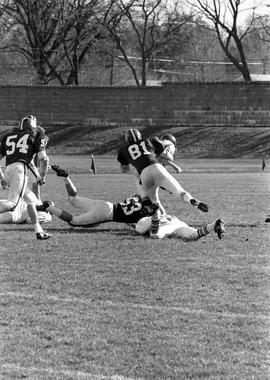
[0,82,270,127]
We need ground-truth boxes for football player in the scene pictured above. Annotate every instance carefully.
[157,134,182,173]
[0,115,51,239]
[117,128,208,238]
[135,214,226,241]
[0,193,52,225]
[37,165,158,227]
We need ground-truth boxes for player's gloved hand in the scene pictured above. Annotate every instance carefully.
[36,176,46,186]
[1,179,9,190]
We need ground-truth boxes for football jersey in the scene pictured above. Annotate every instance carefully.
[135,215,188,238]
[117,136,164,174]
[113,195,156,223]
[0,127,47,166]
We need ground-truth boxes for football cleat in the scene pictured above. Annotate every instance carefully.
[51,164,69,177]
[36,231,52,240]
[214,219,226,239]
[198,202,208,212]
[190,199,208,212]
[36,200,54,212]
[265,216,270,223]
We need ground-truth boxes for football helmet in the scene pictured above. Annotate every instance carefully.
[161,133,176,145]
[125,128,142,144]
[19,115,37,131]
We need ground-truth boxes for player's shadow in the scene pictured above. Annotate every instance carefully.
[46,227,135,236]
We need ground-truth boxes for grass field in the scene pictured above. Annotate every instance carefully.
[0,157,270,380]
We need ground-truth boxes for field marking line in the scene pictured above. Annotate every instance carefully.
[1,363,139,380]
[1,291,269,321]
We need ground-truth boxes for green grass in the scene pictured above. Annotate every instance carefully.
[0,157,270,379]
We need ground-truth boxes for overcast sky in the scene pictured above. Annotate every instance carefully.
[182,0,269,25]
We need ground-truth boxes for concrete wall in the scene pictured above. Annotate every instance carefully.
[0,82,270,127]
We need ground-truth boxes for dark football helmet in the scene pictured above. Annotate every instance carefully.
[19,115,37,132]
[161,133,176,145]
[125,128,142,144]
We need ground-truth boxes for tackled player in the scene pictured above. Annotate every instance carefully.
[37,165,158,227]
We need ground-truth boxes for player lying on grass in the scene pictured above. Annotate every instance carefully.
[0,164,52,225]
[135,214,226,240]
[117,128,208,238]
[37,165,158,227]
[0,190,52,224]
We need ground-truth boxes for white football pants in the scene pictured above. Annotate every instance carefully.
[68,195,114,225]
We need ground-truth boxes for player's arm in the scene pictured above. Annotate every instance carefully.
[149,136,164,157]
[158,150,174,163]
[0,153,4,178]
[0,155,9,189]
[35,132,49,185]
[37,150,49,184]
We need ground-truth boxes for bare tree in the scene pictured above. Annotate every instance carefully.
[2,0,103,85]
[256,14,270,42]
[187,0,258,81]
[101,0,192,87]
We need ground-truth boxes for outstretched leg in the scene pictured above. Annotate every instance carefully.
[43,165,114,226]
[51,165,77,196]
[189,219,226,240]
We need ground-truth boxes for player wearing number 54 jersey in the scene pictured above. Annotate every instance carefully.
[0,115,51,239]
[117,129,208,238]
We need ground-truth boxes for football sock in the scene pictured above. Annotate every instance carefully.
[59,210,73,223]
[27,204,39,224]
[180,191,193,203]
[64,177,77,197]
[150,209,161,234]
[34,223,44,234]
[197,222,215,238]
[28,204,43,233]
[197,225,209,238]
[46,205,73,224]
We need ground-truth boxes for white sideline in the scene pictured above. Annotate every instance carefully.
[1,364,138,380]
[1,291,269,321]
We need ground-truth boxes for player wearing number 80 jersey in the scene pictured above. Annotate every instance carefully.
[0,115,51,239]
